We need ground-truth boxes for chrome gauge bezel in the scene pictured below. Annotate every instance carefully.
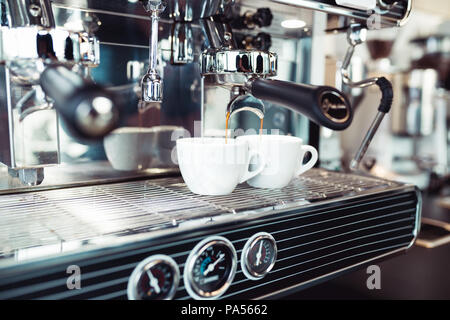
[184,236,237,300]
[241,232,277,280]
[127,254,180,300]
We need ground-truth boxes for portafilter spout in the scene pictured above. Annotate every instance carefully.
[227,86,265,120]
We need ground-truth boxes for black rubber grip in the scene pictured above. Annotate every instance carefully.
[251,79,353,131]
[375,77,393,114]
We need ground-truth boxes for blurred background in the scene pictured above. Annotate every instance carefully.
[293,0,450,299]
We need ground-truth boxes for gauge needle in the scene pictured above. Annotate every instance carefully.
[147,270,161,294]
[256,241,263,266]
[203,253,225,276]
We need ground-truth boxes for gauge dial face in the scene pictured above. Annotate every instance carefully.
[127,255,180,300]
[184,236,237,300]
[241,232,277,280]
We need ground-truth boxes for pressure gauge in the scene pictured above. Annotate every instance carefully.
[184,236,237,300]
[241,232,277,280]
[127,254,180,300]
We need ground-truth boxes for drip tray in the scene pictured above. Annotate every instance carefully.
[0,169,398,256]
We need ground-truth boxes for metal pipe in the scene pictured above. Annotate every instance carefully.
[341,24,394,171]
[350,111,386,171]
[140,0,166,103]
[6,0,55,28]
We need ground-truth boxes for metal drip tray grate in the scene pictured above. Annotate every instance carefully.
[0,170,397,255]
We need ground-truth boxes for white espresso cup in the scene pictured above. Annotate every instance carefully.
[104,126,183,171]
[236,135,318,189]
[176,137,266,195]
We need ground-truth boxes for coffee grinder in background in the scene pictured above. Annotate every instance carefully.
[388,23,450,246]
[389,28,450,190]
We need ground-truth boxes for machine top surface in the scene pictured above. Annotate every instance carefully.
[0,169,411,267]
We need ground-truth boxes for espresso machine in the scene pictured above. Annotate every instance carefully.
[0,0,421,300]
[0,0,125,186]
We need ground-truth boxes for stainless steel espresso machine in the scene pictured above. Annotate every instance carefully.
[0,0,420,300]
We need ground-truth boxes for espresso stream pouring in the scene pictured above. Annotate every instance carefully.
[226,94,265,142]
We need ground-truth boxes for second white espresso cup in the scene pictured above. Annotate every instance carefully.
[176,137,265,195]
[236,135,318,189]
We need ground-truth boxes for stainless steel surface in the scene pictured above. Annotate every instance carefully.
[0,0,315,191]
[0,66,60,171]
[0,27,100,84]
[0,169,400,259]
[16,87,53,122]
[0,161,179,194]
[201,49,278,78]
[350,111,386,171]
[166,0,233,22]
[141,0,165,103]
[341,25,379,89]
[227,91,265,120]
[0,0,407,189]
[271,0,412,27]
[0,0,101,183]
[5,0,55,28]
[9,167,45,187]
[171,22,194,64]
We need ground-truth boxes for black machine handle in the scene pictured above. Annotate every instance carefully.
[40,66,120,140]
[250,79,353,131]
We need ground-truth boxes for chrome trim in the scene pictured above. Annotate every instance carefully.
[378,0,398,10]
[5,68,15,168]
[6,0,55,28]
[127,254,180,300]
[140,0,165,103]
[271,0,410,26]
[183,236,237,300]
[241,232,277,281]
[0,26,100,84]
[398,0,412,26]
[0,26,100,64]
[52,3,151,21]
[201,49,277,77]
[408,187,422,249]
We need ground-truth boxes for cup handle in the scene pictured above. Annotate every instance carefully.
[239,150,266,183]
[296,145,318,176]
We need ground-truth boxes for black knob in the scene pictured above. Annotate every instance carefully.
[253,33,272,51]
[229,8,273,30]
[253,8,273,28]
